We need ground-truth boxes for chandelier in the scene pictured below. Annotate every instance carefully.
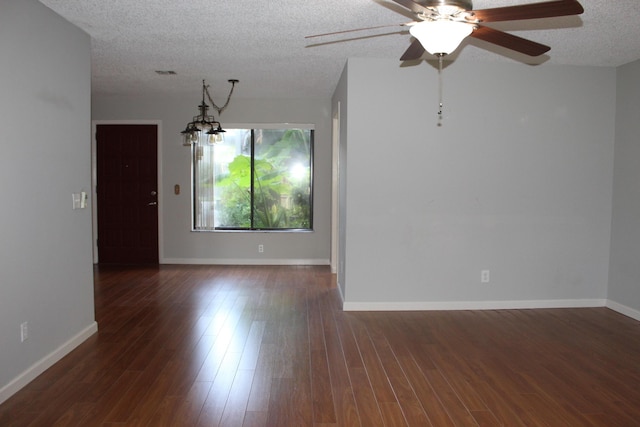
[181,79,238,146]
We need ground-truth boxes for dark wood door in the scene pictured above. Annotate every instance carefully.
[96,124,158,264]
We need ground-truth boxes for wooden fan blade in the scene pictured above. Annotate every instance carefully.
[471,0,584,23]
[470,25,550,56]
[391,0,430,15]
[400,39,425,61]
[305,23,409,39]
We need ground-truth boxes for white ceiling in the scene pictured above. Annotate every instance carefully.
[39,0,640,100]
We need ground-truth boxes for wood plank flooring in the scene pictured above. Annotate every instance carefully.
[2,264,640,426]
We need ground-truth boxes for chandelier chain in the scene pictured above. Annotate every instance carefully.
[205,80,237,116]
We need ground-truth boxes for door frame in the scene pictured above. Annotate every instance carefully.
[91,120,163,264]
[331,103,340,274]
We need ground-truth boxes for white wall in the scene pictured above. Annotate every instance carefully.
[92,95,332,264]
[333,65,349,300]
[337,58,615,310]
[608,58,640,319]
[0,0,96,403]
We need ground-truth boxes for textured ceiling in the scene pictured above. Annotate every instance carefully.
[39,0,640,100]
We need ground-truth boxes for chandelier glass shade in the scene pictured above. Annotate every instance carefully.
[409,20,474,56]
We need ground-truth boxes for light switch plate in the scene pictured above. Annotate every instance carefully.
[72,193,81,209]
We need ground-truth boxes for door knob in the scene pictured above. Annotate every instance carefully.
[148,201,157,206]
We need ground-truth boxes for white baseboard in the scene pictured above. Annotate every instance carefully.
[161,258,330,266]
[343,298,607,312]
[606,300,640,321]
[0,321,98,405]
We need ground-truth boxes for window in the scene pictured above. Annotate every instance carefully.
[193,127,313,231]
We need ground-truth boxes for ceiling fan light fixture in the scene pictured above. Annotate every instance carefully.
[409,20,473,56]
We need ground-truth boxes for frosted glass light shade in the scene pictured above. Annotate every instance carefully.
[409,20,473,55]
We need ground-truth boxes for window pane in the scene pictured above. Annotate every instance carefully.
[253,129,312,229]
[213,129,252,228]
[193,127,313,231]
[193,140,215,230]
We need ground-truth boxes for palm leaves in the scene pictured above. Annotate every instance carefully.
[215,129,311,229]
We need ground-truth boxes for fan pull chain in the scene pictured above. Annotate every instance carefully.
[437,53,444,126]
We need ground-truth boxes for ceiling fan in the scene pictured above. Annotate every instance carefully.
[306,0,584,60]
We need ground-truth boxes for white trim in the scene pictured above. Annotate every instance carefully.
[331,103,340,274]
[606,300,640,322]
[0,322,98,405]
[91,120,163,263]
[343,299,607,312]
[161,258,329,266]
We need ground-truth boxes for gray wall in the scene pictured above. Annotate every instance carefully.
[92,95,332,264]
[609,58,640,317]
[332,65,349,299]
[0,0,95,402]
[336,58,616,310]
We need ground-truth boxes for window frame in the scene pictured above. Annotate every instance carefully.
[191,124,314,232]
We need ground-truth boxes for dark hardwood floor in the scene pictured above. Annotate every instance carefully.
[2,264,640,426]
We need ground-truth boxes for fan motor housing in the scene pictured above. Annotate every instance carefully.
[422,0,472,11]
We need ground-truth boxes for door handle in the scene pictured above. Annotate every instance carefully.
[148,201,157,206]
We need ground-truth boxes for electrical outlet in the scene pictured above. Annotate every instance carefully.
[481,270,490,283]
[20,322,28,342]
[258,244,264,253]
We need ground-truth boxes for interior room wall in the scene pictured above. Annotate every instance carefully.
[337,58,616,310]
[608,58,640,319]
[332,65,349,300]
[91,95,332,264]
[0,0,96,403]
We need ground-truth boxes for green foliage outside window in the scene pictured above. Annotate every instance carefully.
[212,129,312,230]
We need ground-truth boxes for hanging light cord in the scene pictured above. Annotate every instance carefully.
[437,53,444,126]
[204,79,238,116]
